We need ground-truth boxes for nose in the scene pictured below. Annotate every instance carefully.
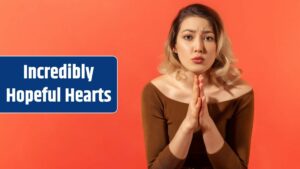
[193,37,205,53]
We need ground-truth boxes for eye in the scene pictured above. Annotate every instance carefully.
[203,35,215,42]
[183,34,193,41]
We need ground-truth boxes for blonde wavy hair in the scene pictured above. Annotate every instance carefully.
[159,4,241,87]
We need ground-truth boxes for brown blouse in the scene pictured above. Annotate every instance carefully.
[141,83,254,169]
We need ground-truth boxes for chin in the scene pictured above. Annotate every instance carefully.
[189,67,209,75]
[182,64,211,75]
[193,71,206,75]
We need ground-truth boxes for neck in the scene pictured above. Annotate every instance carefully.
[175,69,210,89]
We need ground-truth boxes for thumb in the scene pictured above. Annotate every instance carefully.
[199,96,206,117]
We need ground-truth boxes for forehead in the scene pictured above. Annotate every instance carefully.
[179,16,213,32]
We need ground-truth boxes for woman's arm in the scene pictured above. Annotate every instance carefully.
[198,76,225,155]
[142,76,202,169]
[169,75,202,159]
[200,88,254,169]
[142,83,188,169]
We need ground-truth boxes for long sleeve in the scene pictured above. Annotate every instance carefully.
[141,84,185,169]
[207,90,254,169]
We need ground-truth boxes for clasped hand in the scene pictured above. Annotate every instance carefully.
[184,75,213,133]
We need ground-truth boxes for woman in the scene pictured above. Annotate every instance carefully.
[142,3,254,169]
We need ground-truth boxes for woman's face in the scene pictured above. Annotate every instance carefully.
[174,16,217,74]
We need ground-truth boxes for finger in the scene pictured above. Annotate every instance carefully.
[192,75,199,105]
[190,96,201,119]
[199,81,203,99]
[200,96,207,117]
[198,75,205,99]
[194,97,201,112]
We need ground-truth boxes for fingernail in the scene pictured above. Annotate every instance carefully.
[199,75,203,81]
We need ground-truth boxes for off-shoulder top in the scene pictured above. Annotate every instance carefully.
[141,83,254,169]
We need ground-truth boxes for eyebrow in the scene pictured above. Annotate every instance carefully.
[181,29,214,34]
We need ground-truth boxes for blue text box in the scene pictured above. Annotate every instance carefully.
[0,56,117,113]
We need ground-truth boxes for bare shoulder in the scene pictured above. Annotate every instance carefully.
[228,79,253,98]
[150,74,190,102]
[205,79,252,103]
[150,74,173,95]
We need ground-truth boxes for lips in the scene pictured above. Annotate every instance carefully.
[191,56,204,64]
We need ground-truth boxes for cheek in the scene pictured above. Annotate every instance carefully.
[206,44,217,57]
[206,53,217,65]
[205,45,217,65]
[176,40,191,52]
[205,42,217,51]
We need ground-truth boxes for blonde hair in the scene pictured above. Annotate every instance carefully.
[159,4,241,86]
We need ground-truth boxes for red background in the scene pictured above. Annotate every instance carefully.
[0,0,300,168]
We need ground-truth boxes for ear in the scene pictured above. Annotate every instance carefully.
[172,47,178,53]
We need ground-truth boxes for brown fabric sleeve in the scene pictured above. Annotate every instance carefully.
[141,84,185,169]
[207,90,254,169]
